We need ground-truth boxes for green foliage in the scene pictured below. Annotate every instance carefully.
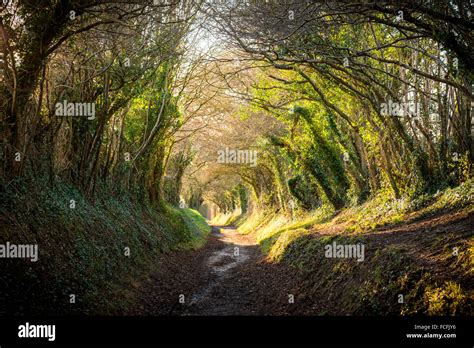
[237,182,473,315]
[0,178,210,315]
[178,208,211,249]
[287,174,321,210]
[424,282,469,315]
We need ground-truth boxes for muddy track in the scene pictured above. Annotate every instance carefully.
[178,226,257,315]
[128,210,473,316]
[130,225,304,316]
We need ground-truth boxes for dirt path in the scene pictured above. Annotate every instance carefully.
[128,210,473,316]
[129,225,305,316]
[180,226,258,315]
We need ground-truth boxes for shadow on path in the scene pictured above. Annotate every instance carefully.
[180,225,260,315]
[129,225,305,316]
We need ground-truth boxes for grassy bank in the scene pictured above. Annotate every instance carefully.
[0,178,210,315]
[219,180,474,315]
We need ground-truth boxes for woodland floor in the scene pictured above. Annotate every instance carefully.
[128,210,473,316]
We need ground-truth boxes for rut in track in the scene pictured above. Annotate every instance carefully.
[180,226,258,315]
[130,225,303,316]
[128,210,473,316]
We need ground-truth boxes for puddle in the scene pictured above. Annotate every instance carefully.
[186,228,253,308]
[207,245,250,274]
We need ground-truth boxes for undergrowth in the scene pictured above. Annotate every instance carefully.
[0,178,210,315]
[215,180,474,315]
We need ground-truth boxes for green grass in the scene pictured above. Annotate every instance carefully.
[178,208,211,249]
[0,178,210,315]
[335,179,474,233]
[226,180,474,315]
[210,209,242,226]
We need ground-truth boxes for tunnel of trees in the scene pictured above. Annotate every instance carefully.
[0,0,472,317]
[1,0,472,213]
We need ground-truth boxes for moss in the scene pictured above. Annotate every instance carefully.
[178,208,211,249]
[424,281,469,315]
[237,182,473,315]
[0,179,210,315]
